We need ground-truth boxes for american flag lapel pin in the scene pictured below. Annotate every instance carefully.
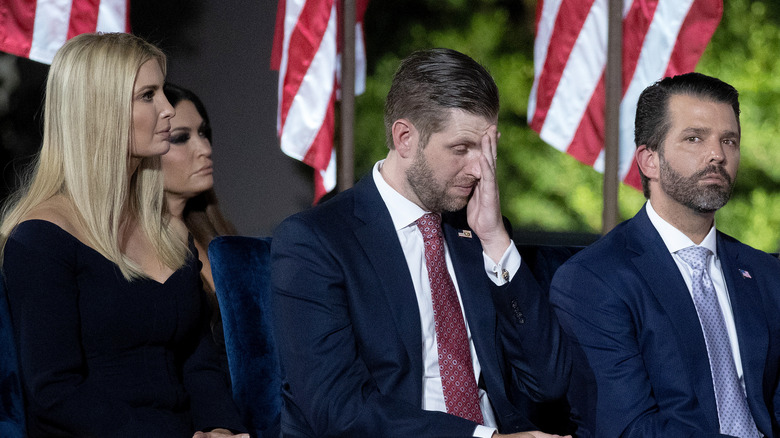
[739,269,752,279]
[458,230,472,238]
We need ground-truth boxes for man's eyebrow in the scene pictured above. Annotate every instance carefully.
[446,136,479,146]
[680,127,709,136]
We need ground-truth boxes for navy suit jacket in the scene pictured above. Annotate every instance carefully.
[271,175,570,437]
[550,206,780,438]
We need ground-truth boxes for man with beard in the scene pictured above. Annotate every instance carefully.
[549,73,780,438]
[271,48,571,438]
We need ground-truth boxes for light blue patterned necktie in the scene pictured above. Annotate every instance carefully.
[677,246,760,438]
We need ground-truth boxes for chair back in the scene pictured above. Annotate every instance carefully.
[513,244,585,436]
[0,277,26,437]
[209,236,281,438]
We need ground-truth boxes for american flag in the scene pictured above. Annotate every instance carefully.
[528,0,723,189]
[0,0,129,64]
[272,0,369,204]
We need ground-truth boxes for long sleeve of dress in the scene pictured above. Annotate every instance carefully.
[5,221,140,436]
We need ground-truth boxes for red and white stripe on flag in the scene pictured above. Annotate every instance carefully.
[271,0,369,204]
[0,0,129,65]
[528,0,722,189]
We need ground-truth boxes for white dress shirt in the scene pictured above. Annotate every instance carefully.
[373,161,522,437]
[645,201,746,386]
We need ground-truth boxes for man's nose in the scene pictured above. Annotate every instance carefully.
[706,140,725,164]
[466,152,482,178]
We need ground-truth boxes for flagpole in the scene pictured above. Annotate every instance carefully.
[338,0,356,192]
[602,0,622,234]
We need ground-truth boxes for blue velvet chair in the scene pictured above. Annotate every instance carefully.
[0,278,26,437]
[209,236,281,438]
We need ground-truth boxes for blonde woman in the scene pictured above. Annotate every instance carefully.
[0,33,247,438]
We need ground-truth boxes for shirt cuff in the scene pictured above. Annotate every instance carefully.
[473,425,497,437]
[483,240,522,286]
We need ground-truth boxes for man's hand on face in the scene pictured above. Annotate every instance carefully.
[467,124,511,263]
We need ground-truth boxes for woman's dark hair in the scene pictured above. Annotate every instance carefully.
[163,83,212,142]
[162,83,236,250]
[163,83,237,333]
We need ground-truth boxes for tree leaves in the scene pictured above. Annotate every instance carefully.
[355,0,780,251]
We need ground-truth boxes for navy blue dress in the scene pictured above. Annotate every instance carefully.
[4,220,245,437]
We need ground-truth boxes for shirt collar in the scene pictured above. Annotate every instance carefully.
[646,200,717,255]
[373,160,429,231]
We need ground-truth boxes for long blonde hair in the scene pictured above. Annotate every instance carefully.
[0,32,188,279]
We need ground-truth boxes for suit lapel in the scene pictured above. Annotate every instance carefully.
[442,215,501,384]
[716,235,770,431]
[351,176,424,389]
[628,207,720,428]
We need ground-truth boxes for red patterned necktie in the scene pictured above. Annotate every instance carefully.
[417,213,484,424]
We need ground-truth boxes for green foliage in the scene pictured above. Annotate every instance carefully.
[355,0,780,251]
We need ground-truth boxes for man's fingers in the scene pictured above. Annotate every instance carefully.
[489,125,498,165]
[481,125,498,169]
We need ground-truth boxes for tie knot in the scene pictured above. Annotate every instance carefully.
[677,245,713,271]
[417,213,442,241]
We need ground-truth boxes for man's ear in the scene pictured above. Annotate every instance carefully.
[392,119,417,159]
[636,144,660,181]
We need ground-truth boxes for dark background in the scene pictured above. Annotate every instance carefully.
[0,0,310,237]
